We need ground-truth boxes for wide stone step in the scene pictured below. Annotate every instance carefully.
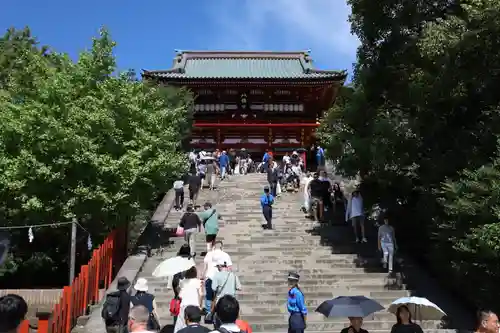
[234,292,407,302]
[149,292,407,302]
[234,261,385,270]
[154,311,443,330]
[235,258,384,266]
[238,271,399,280]
[212,320,444,331]
[156,297,402,309]
[146,273,399,285]
[236,298,402,309]
[151,284,404,294]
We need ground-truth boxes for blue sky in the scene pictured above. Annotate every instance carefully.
[3,0,359,78]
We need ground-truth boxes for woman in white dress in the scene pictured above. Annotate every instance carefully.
[234,156,240,175]
[173,266,203,333]
[301,173,313,214]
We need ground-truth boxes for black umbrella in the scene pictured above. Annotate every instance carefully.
[316,296,384,318]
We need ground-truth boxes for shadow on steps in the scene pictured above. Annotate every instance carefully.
[306,212,475,332]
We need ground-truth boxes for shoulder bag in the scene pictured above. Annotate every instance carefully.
[203,209,217,228]
[206,272,233,322]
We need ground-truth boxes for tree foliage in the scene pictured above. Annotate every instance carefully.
[320,0,500,309]
[0,27,192,286]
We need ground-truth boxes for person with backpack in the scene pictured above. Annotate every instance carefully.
[210,295,243,333]
[198,202,221,252]
[130,278,160,331]
[102,277,131,333]
[260,185,274,230]
[202,241,233,318]
[209,259,241,327]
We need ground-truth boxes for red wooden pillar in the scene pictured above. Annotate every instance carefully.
[36,311,52,333]
[64,286,72,333]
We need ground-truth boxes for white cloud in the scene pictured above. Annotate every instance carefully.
[206,0,359,59]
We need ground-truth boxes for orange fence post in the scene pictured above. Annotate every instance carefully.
[81,265,89,312]
[89,250,98,304]
[36,311,52,333]
[43,229,122,333]
[94,248,101,301]
[73,276,80,319]
[107,234,114,287]
[64,286,72,333]
[18,320,29,333]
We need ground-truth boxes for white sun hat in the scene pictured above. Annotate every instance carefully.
[134,278,149,292]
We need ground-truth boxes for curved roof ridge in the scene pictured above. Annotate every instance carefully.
[177,50,310,55]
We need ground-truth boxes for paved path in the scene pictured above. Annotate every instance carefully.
[137,173,473,333]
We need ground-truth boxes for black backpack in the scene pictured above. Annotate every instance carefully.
[101,293,121,323]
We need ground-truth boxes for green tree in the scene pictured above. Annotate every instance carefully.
[0,28,193,286]
[319,0,500,310]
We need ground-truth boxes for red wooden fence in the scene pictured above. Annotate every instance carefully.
[19,229,123,333]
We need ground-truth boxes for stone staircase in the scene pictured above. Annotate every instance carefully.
[138,173,465,333]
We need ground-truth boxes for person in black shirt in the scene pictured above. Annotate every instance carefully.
[308,173,324,221]
[103,277,131,333]
[340,317,369,333]
[266,160,279,197]
[332,182,347,223]
[179,205,202,257]
[320,171,333,213]
[177,306,211,333]
[188,173,202,207]
[390,305,423,333]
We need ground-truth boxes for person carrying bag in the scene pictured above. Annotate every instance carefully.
[206,260,241,325]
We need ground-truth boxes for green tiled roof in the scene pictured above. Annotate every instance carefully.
[143,51,347,80]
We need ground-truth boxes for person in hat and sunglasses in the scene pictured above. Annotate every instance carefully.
[287,272,307,333]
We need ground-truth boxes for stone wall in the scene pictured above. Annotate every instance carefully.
[0,289,61,318]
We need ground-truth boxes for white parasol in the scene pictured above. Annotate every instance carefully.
[388,297,446,320]
[152,256,195,277]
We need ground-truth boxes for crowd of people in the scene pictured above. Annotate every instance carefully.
[3,279,500,333]
[0,146,423,333]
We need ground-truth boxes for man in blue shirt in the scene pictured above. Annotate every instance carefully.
[260,185,274,230]
[261,150,270,172]
[219,151,229,180]
[316,145,324,170]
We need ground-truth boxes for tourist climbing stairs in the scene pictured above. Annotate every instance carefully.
[137,173,463,333]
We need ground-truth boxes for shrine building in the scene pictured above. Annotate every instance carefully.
[142,50,347,157]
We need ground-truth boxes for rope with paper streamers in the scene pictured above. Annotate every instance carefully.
[0,221,93,250]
